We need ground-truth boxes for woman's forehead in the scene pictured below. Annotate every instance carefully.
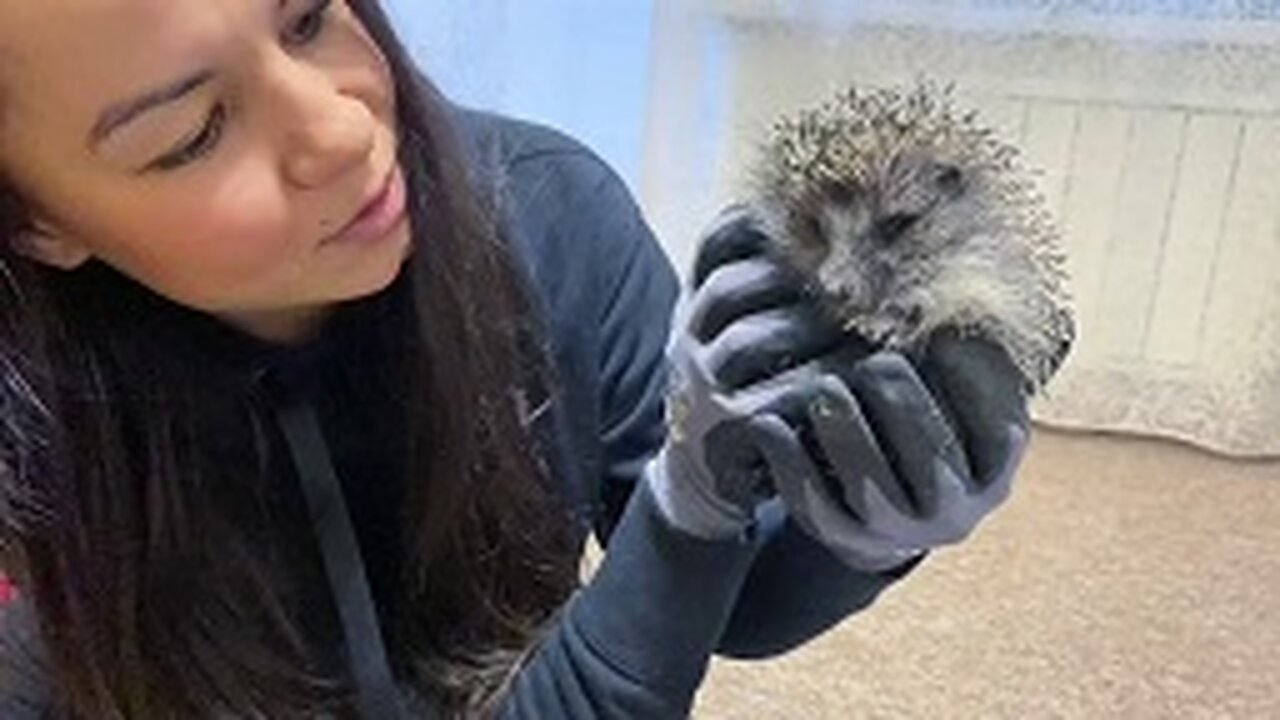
[0,1,259,133]
[0,0,253,49]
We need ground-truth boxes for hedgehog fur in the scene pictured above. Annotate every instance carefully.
[746,81,1075,392]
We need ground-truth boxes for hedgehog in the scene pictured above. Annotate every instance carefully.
[745,81,1075,393]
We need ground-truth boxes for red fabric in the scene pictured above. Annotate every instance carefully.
[0,573,17,604]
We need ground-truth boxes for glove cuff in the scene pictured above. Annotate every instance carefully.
[645,445,755,541]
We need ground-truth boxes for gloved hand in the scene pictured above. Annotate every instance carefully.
[748,331,1031,571]
[650,205,1031,566]
[646,207,845,539]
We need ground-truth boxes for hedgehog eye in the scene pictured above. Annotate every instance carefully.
[806,216,828,247]
[935,165,964,196]
[820,180,857,205]
[793,211,826,248]
[873,212,919,245]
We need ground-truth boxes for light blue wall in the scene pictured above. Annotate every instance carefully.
[383,1,655,191]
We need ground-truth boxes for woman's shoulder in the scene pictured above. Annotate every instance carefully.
[447,106,639,234]
[448,105,605,175]
[446,106,668,304]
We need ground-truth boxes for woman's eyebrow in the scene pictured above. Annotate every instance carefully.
[88,68,215,150]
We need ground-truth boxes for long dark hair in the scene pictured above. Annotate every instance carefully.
[0,2,580,716]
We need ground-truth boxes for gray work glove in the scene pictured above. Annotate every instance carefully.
[749,331,1031,571]
[646,208,844,539]
[664,205,1031,570]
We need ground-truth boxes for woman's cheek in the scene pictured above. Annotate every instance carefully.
[124,203,299,309]
[190,174,302,270]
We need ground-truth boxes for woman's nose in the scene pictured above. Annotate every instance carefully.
[269,59,376,189]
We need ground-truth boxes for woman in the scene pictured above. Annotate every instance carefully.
[0,1,1029,717]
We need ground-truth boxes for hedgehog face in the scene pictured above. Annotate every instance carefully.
[751,82,1074,382]
[876,150,996,264]
[778,150,987,338]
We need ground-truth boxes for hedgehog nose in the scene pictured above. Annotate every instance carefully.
[819,259,881,310]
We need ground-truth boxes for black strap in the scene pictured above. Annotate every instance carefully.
[276,400,412,719]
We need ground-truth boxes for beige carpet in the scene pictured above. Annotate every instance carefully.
[695,427,1280,719]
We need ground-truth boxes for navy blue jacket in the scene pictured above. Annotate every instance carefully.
[0,110,917,718]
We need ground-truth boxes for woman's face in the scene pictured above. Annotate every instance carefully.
[0,0,412,342]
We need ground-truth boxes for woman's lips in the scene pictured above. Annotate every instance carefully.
[324,165,407,246]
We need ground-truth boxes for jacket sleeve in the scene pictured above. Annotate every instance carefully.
[499,481,758,719]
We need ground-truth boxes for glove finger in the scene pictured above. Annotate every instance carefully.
[742,413,825,537]
[692,206,772,289]
[703,420,776,507]
[918,330,1030,487]
[863,454,978,547]
[971,423,1025,509]
[689,257,807,344]
[747,413,903,561]
[846,352,974,516]
[802,374,915,519]
[802,374,968,543]
[707,305,844,391]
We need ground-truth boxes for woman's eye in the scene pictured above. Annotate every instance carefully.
[150,104,227,172]
[282,0,333,47]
